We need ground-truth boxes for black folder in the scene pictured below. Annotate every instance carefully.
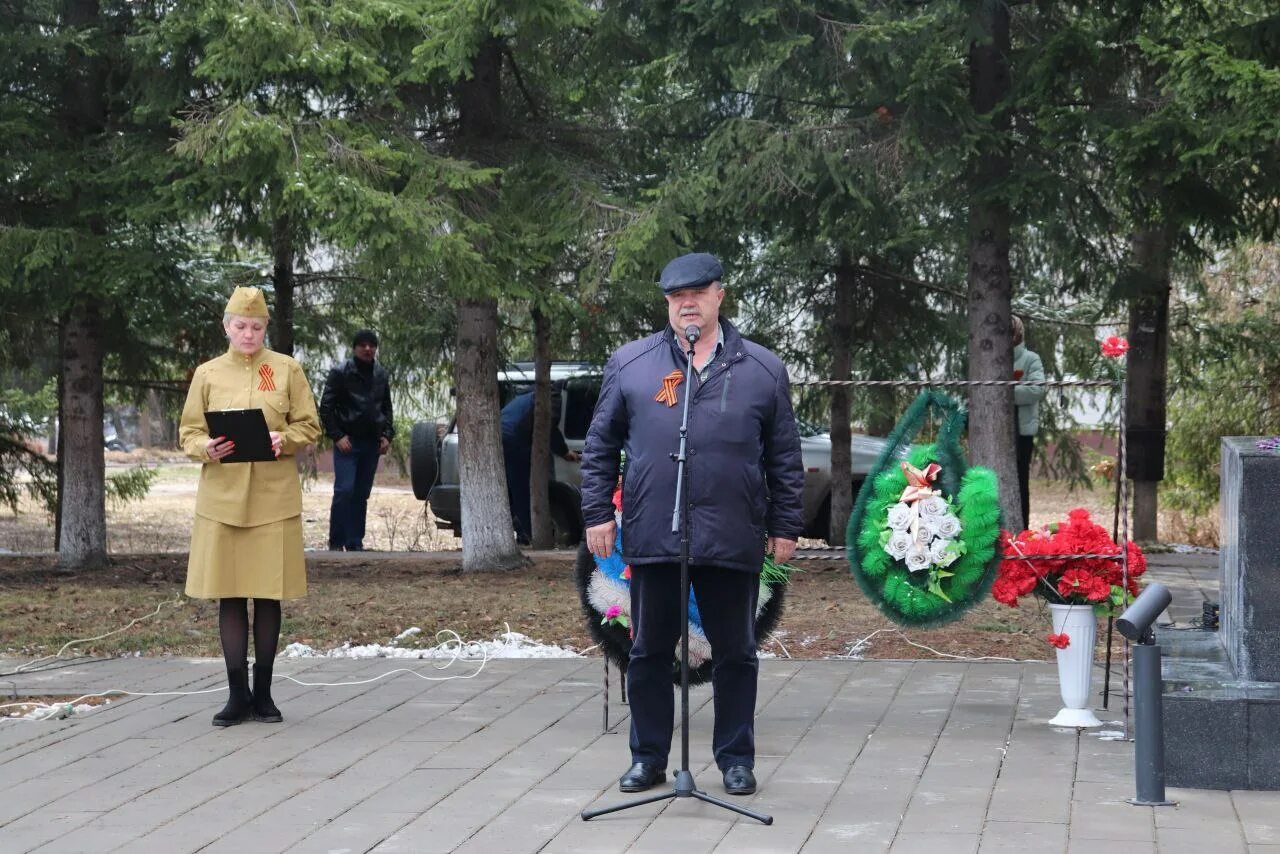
[203,408,275,463]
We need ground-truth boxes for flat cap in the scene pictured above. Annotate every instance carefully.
[224,286,269,318]
[659,252,723,294]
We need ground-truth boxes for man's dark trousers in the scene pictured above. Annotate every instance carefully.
[502,442,532,545]
[628,562,759,772]
[329,436,380,549]
[1015,433,1034,528]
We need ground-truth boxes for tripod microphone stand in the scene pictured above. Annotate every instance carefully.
[582,325,773,826]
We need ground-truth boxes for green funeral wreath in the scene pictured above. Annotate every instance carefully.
[846,390,1003,627]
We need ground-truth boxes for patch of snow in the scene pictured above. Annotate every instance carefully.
[285,630,581,660]
[1095,730,1127,741]
[1167,543,1218,554]
[393,627,422,642]
[6,699,112,721]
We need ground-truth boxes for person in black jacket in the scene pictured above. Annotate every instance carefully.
[580,252,804,798]
[500,390,581,545]
[320,330,394,551]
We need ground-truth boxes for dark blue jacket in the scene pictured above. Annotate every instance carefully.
[500,391,569,457]
[580,319,804,573]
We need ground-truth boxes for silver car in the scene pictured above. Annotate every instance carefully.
[411,362,892,544]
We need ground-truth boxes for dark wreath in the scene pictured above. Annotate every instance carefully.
[574,542,789,686]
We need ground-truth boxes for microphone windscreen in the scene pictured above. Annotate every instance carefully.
[684,324,701,343]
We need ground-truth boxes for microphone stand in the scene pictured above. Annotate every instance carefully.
[582,327,773,825]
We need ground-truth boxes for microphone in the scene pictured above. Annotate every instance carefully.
[683,324,701,344]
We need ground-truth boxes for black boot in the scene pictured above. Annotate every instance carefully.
[251,661,283,723]
[212,664,252,727]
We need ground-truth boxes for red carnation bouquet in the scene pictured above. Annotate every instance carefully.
[994,508,1146,614]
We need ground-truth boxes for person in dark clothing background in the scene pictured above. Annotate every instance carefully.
[580,251,804,798]
[500,389,581,545]
[320,329,394,551]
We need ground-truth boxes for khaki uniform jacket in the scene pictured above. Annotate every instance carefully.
[179,346,322,527]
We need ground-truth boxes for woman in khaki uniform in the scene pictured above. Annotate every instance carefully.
[180,287,321,726]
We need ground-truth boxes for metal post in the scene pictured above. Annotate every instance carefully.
[1118,378,1132,739]
[1127,640,1175,806]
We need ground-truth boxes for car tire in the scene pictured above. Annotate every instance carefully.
[409,422,438,501]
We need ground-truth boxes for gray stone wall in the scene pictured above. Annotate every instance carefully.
[1220,437,1280,682]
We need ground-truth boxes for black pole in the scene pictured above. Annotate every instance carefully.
[582,332,772,825]
[1127,636,1175,806]
[1102,615,1114,709]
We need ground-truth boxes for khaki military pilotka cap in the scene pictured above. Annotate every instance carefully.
[225,286,269,318]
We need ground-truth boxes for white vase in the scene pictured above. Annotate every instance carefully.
[1047,603,1103,728]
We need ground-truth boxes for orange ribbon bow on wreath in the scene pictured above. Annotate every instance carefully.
[257,364,276,392]
[654,369,684,407]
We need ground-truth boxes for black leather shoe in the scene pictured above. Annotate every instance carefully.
[619,762,666,792]
[722,765,756,795]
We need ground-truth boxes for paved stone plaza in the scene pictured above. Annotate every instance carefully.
[2,552,1276,852]
[3,652,1277,853]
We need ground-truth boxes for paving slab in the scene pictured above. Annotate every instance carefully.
[0,655,1274,853]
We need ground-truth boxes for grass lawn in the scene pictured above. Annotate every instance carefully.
[0,466,1195,664]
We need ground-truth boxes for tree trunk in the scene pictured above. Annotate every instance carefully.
[456,298,526,571]
[828,253,856,546]
[458,38,503,138]
[271,214,296,356]
[529,307,555,549]
[56,0,108,568]
[967,0,1021,532]
[54,335,64,550]
[452,35,521,569]
[139,390,155,449]
[1125,226,1173,543]
[58,300,108,569]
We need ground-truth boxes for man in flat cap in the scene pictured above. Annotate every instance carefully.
[319,329,394,551]
[580,252,804,797]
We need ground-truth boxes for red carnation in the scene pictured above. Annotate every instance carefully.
[1101,336,1129,358]
[1084,576,1113,602]
[1046,632,1071,649]
[1057,569,1095,599]
[992,577,1021,607]
[996,509,1146,612]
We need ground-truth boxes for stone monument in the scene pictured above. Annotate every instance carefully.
[1161,437,1280,790]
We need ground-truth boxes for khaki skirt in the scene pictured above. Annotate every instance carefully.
[186,515,307,600]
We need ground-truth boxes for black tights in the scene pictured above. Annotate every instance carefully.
[218,598,282,669]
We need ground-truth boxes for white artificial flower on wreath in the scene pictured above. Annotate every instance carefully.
[884,530,912,560]
[928,537,956,567]
[914,525,933,547]
[934,514,962,538]
[905,545,931,573]
[918,495,949,518]
[886,503,914,532]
